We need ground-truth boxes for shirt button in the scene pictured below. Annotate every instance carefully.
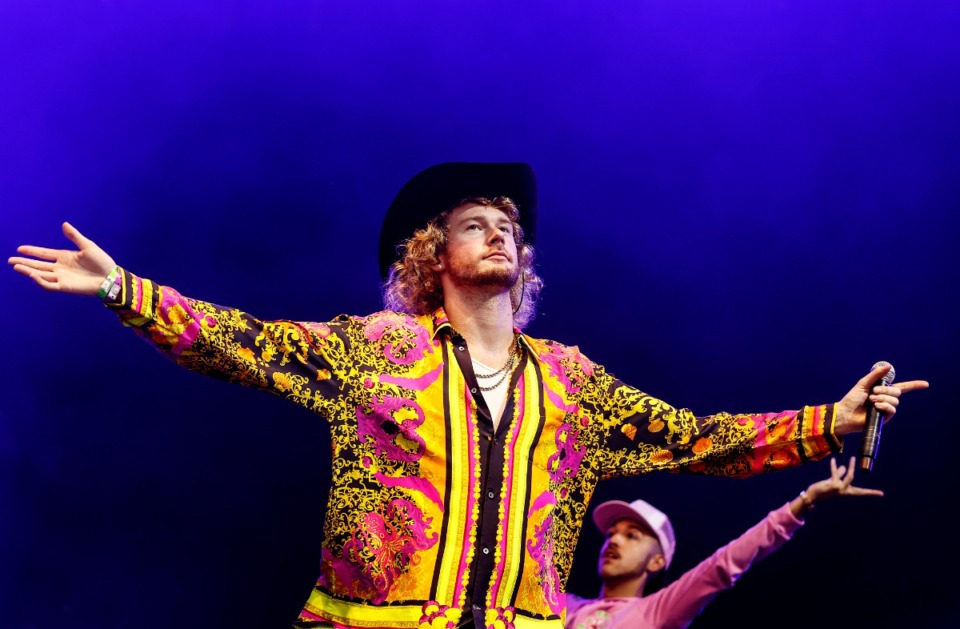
[471,388,477,394]
[487,491,495,499]
[482,547,490,555]
[458,346,465,351]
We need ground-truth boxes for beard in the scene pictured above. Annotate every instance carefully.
[448,255,521,290]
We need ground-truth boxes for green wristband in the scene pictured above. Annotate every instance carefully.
[98,266,120,300]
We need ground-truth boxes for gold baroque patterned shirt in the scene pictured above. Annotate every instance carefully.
[105,269,840,629]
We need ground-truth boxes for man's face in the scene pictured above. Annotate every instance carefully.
[597,518,663,581]
[439,203,520,290]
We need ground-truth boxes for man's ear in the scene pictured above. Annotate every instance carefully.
[645,553,666,574]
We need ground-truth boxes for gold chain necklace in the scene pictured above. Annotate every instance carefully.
[475,336,522,392]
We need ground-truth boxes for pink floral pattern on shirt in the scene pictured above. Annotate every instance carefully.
[322,498,439,604]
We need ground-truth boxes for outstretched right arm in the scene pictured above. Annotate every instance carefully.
[9,222,349,416]
[8,222,115,295]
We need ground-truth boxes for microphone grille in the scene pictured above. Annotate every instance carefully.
[872,360,896,385]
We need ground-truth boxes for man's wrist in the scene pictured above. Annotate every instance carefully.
[98,266,121,300]
[833,405,852,436]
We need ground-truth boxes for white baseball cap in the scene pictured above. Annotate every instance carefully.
[592,498,676,569]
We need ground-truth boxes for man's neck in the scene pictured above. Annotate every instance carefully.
[443,288,515,363]
[599,576,646,599]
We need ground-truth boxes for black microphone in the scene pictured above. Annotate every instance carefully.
[859,360,896,473]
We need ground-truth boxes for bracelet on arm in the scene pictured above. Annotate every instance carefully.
[106,271,122,301]
[98,266,120,300]
[799,490,815,512]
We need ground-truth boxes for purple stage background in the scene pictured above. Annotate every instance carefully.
[1,2,956,628]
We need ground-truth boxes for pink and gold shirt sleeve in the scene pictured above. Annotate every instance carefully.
[575,362,841,479]
[103,268,347,410]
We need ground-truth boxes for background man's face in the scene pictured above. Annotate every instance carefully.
[597,518,662,581]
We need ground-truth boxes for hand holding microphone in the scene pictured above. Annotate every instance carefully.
[833,362,929,472]
[859,361,896,473]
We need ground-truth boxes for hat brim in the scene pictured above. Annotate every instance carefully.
[377,162,537,281]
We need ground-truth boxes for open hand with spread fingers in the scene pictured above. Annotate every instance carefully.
[8,222,116,297]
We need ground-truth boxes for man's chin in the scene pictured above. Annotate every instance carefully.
[461,269,518,289]
[597,566,617,580]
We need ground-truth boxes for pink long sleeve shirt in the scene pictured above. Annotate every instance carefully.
[565,503,804,629]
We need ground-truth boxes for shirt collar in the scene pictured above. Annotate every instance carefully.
[430,308,534,354]
[430,307,453,339]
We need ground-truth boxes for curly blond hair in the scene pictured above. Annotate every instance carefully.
[382,197,543,328]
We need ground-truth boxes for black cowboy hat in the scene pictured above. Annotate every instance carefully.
[377,161,537,281]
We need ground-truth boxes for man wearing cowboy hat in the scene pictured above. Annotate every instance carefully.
[8,161,928,629]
